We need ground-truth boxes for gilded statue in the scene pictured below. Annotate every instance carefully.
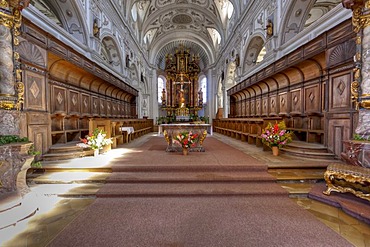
[266,20,273,36]
[93,19,100,37]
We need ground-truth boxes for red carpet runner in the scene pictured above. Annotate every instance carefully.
[48,136,352,247]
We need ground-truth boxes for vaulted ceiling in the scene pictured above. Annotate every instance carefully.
[29,0,343,74]
[131,0,233,71]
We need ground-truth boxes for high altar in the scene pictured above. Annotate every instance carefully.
[159,45,209,151]
[161,44,203,121]
[161,123,211,152]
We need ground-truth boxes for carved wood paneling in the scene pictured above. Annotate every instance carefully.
[28,124,49,154]
[106,100,112,117]
[278,92,289,116]
[269,95,278,116]
[329,72,351,110]
[326,20,354,47]
[327,40,356,68]
[18,40,47,69]
[288,49,303,65]
[275,57,287,71]
[304,85,321,114]
[250,100,256,116]
[241,100,245,116]
[81,93,90,115]
[68,90,80,115]
[111,101,117,116]
[48,40,68,57]
[245,100,250,116]
[262,97,268,116]
[25,71,46,111]
[327,119,350,156]
[27,112,48,125]
[291,89,302,115]
[100,99,106,116]
[92,96,99,115]
[256,98,261,116]
[304,35,326,58]
[51,85,67,114]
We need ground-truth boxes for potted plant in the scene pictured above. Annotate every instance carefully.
[77,128,113,156]
[261,121,292,156]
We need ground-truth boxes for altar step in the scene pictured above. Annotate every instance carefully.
[281,141,337,161]
[97,182,288,197]
[107,171,276,183]
[111,164,267,173]
[42,142,94,161]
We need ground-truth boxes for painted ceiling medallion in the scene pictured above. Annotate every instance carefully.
[172,14,192,24]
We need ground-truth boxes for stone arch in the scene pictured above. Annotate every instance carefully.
[101,36,123,73]
[31,0,88,44]
[242,35,265,73]
[279,0,317,45]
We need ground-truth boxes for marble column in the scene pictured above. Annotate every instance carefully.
[341,0,370,167]
[0,24,15,95]
[0,2,26,135]
[348,1,370,138]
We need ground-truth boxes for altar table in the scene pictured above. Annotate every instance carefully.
[160,124,211,152]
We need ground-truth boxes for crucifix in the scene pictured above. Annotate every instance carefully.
[173,73,191,108]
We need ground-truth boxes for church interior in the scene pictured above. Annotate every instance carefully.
[1,0,370,246]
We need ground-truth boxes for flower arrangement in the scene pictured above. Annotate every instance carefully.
[173,131,199,149]
[77,128,113,150]
[261,121,293,148]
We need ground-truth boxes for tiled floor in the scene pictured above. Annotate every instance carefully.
[1,133,369,247]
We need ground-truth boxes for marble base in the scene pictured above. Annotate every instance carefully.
[0,110,21,136]
[0,142,34,196]
[341,140,370,168]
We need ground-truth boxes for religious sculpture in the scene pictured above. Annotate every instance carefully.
[161,88,166,106]
[93,19,100,38]
[266,19,273,36]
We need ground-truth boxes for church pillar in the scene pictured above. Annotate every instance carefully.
[348,1,370,137]
[149,70,157,120]
[0,1,29,136]
[341,0,370,166]
[222,84,228,118]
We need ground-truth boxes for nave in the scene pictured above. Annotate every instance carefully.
[1,134,369,247]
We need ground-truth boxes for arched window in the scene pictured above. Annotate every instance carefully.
[158,77,165,103]
[200,77,207,104]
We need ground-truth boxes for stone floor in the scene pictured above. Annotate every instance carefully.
[0,133,369,247]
